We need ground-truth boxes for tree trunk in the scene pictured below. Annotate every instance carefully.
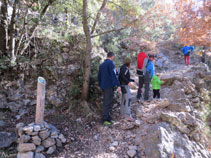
[81,0,92,100]
[0,0,8,56]
[81,0,108,100]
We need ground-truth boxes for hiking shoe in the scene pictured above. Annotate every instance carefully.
[103,121,112,126]
[111,120,115,124]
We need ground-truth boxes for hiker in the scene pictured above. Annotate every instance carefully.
[119,57,135,121]
[144,54,155,101]
[136,51,148,100]
[181,45,194,65]
[151,73,163,100]
[98,52,121,125]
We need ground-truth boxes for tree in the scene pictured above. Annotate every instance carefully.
[81,0,107,100]
[174,0,210,46]
[0,0,55,61]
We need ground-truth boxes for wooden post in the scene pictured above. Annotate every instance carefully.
[35,77,46,124]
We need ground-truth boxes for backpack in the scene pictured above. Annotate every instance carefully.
[137,52,148,76]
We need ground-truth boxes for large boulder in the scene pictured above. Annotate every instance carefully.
[135,123,210,158]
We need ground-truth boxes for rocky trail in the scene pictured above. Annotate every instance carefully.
[0,47,211,158]
[55,48,211,158]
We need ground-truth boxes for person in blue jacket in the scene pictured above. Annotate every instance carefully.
[98,52,120,125]
[144,54,155,101]
[181,45,194,65]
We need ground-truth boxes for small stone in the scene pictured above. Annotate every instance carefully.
[42,137,56,148]
[17,152,34,158]
[17,143,36,152]
[127,149,136,158]
[43,122,51,129]
[32,136,41,146]
[46,145,56,154]
[16,122,25,129]
[58,134,66,143]
[56,138,62,147]
[51,131,58,138]
[27,131,38,136]
[109,146,115,151]
[39,130,50,140]
[0,120,5,127]
[128,145,137,150]
[34,125,41,132]
[17,135,31,143]
[23,126,34,133]
[18,127,24,137]
[112,141,118,146]
[35,153,46,158]
[36,146,45,153]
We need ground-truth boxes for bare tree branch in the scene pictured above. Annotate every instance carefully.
[8,0,18,52]
[91,19,138,38]
[90,0,107,34]
[20,0,55,55]
[91,27,126,38]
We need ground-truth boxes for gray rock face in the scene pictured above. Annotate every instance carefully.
[17,152,34,158]
[136,123,210,158]
[0,132,17,148]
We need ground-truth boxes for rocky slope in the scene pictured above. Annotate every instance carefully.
[0,45,210,158]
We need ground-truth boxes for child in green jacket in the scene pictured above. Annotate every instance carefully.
[151,74,163,99]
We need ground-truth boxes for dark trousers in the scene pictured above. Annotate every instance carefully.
[153,89,160,99]
[137,75,144,99]
[144,72,151,101]
[102,88,114,122]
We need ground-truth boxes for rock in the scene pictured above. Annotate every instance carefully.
[18,127,24,137]
[17,152,34,158]
[46,145,56,154]
[157,98,169,108]
[168,101,191,112]
[112,141,118,146]
[7,102,22,113]
[32,136,41,146]
[17,135,31,143]
[109,146,115,151]
[16,122,25,129]
[17,143,36,152]
[51,131,58,138]
[135,122,210,158]
[192,97,200,103]
[35,153,46,158]
[58,134,66,143]
[23,126,34,133]
[0,132,17,148]
[160,113,190,134]
[0,120,5,127]
[27,131,38,136]
[34,125,41,132]
[128,145,137,150]
[127,150,136,158]
[42,137,56,148]
[36,145,45,153]
[39,130,50,140]
[56,138,62,147]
